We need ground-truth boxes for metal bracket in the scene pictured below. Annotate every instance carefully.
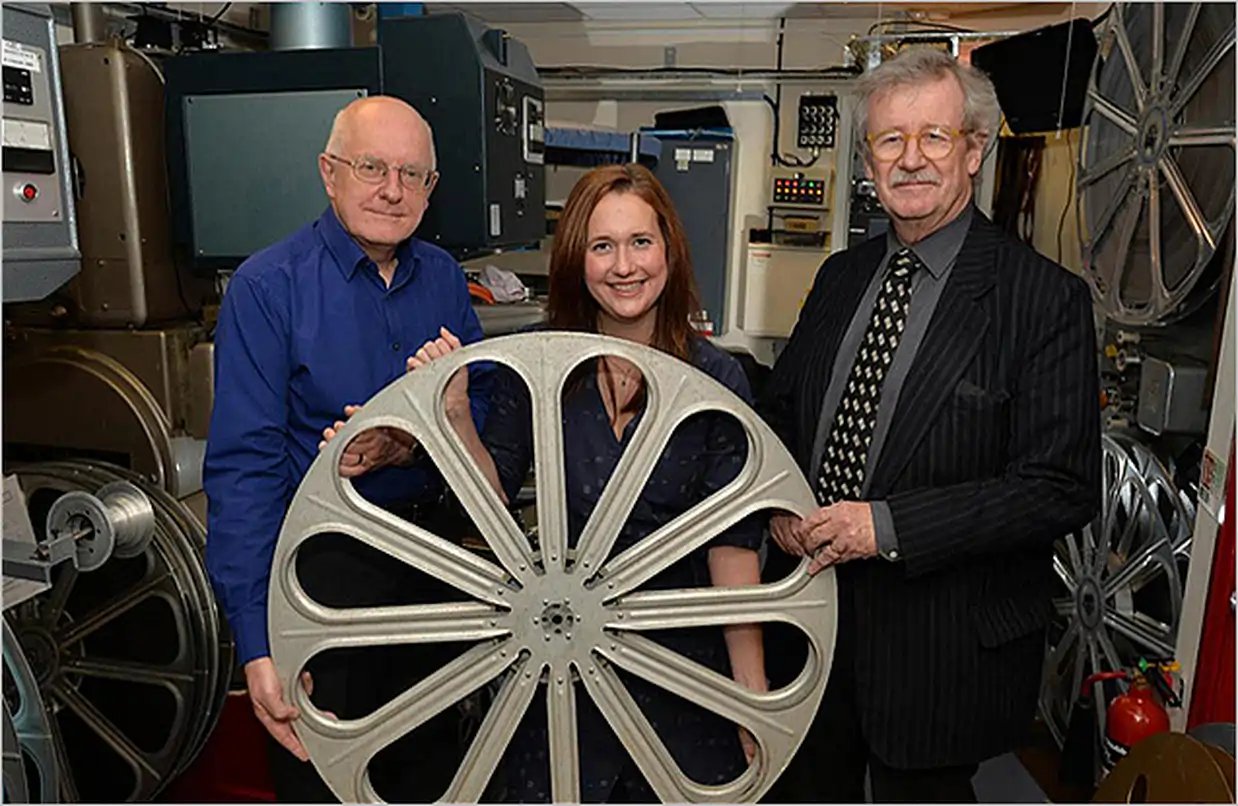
[1,535,77,584]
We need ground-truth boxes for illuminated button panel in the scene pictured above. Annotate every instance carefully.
[773,175,827,206]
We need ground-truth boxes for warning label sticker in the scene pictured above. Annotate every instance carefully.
[2,40,42,73]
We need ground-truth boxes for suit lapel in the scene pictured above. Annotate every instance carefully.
[870,216,1000,493]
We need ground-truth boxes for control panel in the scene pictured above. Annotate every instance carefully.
[796,94,837,150]
[3,4,80,305]
[3,39,63,224]
[772,173,827,206]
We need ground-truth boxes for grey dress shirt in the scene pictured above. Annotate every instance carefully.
[810,205,973,560]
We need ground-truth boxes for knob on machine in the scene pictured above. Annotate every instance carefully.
[44,481,156,571]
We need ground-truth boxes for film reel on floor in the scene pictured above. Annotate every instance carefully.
[5,462,232,802]
[269,332,836,803]
[1078,1,1236,326]
[1039,432,1197,782]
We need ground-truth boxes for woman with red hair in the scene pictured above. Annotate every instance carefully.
[339,164,766,801]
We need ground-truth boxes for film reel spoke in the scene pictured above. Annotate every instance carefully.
[546,664,582,804]
[443,654,539,803]
[274,600,509,662]
[572,377,688,580]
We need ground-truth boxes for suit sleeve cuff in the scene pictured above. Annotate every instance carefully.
[233,606,271,666]
[871,500,901,561]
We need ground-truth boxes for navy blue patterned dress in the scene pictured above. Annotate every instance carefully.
[483,334,762,803]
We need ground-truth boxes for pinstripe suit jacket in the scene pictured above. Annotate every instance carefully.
[761,209,1101,768]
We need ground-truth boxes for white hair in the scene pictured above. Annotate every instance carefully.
[855,47,1002,153]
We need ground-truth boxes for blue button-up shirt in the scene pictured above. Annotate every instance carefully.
[203,206,490,665]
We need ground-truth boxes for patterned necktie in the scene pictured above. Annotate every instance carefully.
[816,247,921,505]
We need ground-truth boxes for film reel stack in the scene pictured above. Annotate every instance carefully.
[1042,0,1236,785]
[1039,433,1197,768]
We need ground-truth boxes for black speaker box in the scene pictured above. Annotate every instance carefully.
[970,18,1099,134]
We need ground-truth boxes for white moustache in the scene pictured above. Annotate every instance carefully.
[891,170,941,186]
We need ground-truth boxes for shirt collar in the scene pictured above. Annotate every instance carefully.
[315,205,417,283]
[886,204,973,279]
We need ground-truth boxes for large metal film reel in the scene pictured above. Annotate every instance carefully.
[1078,2,1236,326]
[6,462,231,802]
[270,332,836,803]
[2,621,59,803]
[1039,433,1196,773]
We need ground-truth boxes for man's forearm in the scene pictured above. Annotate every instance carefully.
[204,511,280,664]
[229,602,274,665]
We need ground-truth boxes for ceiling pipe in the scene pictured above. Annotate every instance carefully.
[70,3,107,43]
[269,1,352,50]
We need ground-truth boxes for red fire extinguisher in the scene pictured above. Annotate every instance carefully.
[1084,661,1180,771]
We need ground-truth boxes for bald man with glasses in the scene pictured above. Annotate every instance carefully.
[204,96,491,802]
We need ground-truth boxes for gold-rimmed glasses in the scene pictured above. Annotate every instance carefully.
[324,153,438,191]
[866,126,970,162]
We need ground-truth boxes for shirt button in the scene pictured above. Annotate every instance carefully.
[392,342,401,352]
[888,549,899,559]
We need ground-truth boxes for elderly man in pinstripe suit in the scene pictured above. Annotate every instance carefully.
[760,48,1101,802]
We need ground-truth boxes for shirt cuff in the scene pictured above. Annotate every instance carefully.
[232,605,271,666]
[871,500,901,561]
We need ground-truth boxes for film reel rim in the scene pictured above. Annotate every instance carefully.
[2,697,31,804]
[2,619,60,804]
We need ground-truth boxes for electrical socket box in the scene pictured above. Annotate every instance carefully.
[796,94,837,149]
[742,243,827,338]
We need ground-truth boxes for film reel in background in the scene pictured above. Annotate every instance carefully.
[1039,432,1197,784]
[5,462,232,803]
[1078,2,1236,326]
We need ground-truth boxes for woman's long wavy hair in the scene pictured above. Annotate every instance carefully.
[546,163,701,363]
